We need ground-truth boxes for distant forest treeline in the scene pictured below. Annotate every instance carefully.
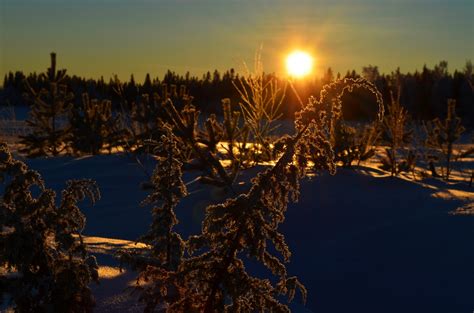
[1,60,473,125]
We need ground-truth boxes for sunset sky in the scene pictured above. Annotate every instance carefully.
[1,0,473,81]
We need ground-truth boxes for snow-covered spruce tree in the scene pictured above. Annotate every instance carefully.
[136,78,383,313]
[424,99,465,180]
[119,125,187,273]
[380,91,414,176]
[0,143,100,312]
[20,53,73,157]
[69,93,121,155]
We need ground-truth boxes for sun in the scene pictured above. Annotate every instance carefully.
[286,50,313,78]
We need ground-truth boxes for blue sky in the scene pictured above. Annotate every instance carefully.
[1,0,473,81]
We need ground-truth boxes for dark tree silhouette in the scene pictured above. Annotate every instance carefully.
[19,53,73,157]
[0,142,100,312]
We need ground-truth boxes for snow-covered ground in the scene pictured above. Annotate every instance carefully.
[1,105,473,312]
[9,150,470,313]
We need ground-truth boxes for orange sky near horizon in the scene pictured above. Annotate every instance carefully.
[1,0,473,82]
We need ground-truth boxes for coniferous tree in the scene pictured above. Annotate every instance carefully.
[160,95,236,187]
[380,91,414,176]
[193,98,251,184]
[0,142,100,312]
[128,92,169,151]
[113,79,183,153]
[141,126,187,270]
[143,73,153,95]
[20,53,73,157]
[119,125,187,274]
[424,99,465,180]
[113,78,248,187]
[321,67,334,85]
[69,93,121,155]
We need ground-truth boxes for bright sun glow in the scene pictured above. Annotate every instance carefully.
[286,51,313,78]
